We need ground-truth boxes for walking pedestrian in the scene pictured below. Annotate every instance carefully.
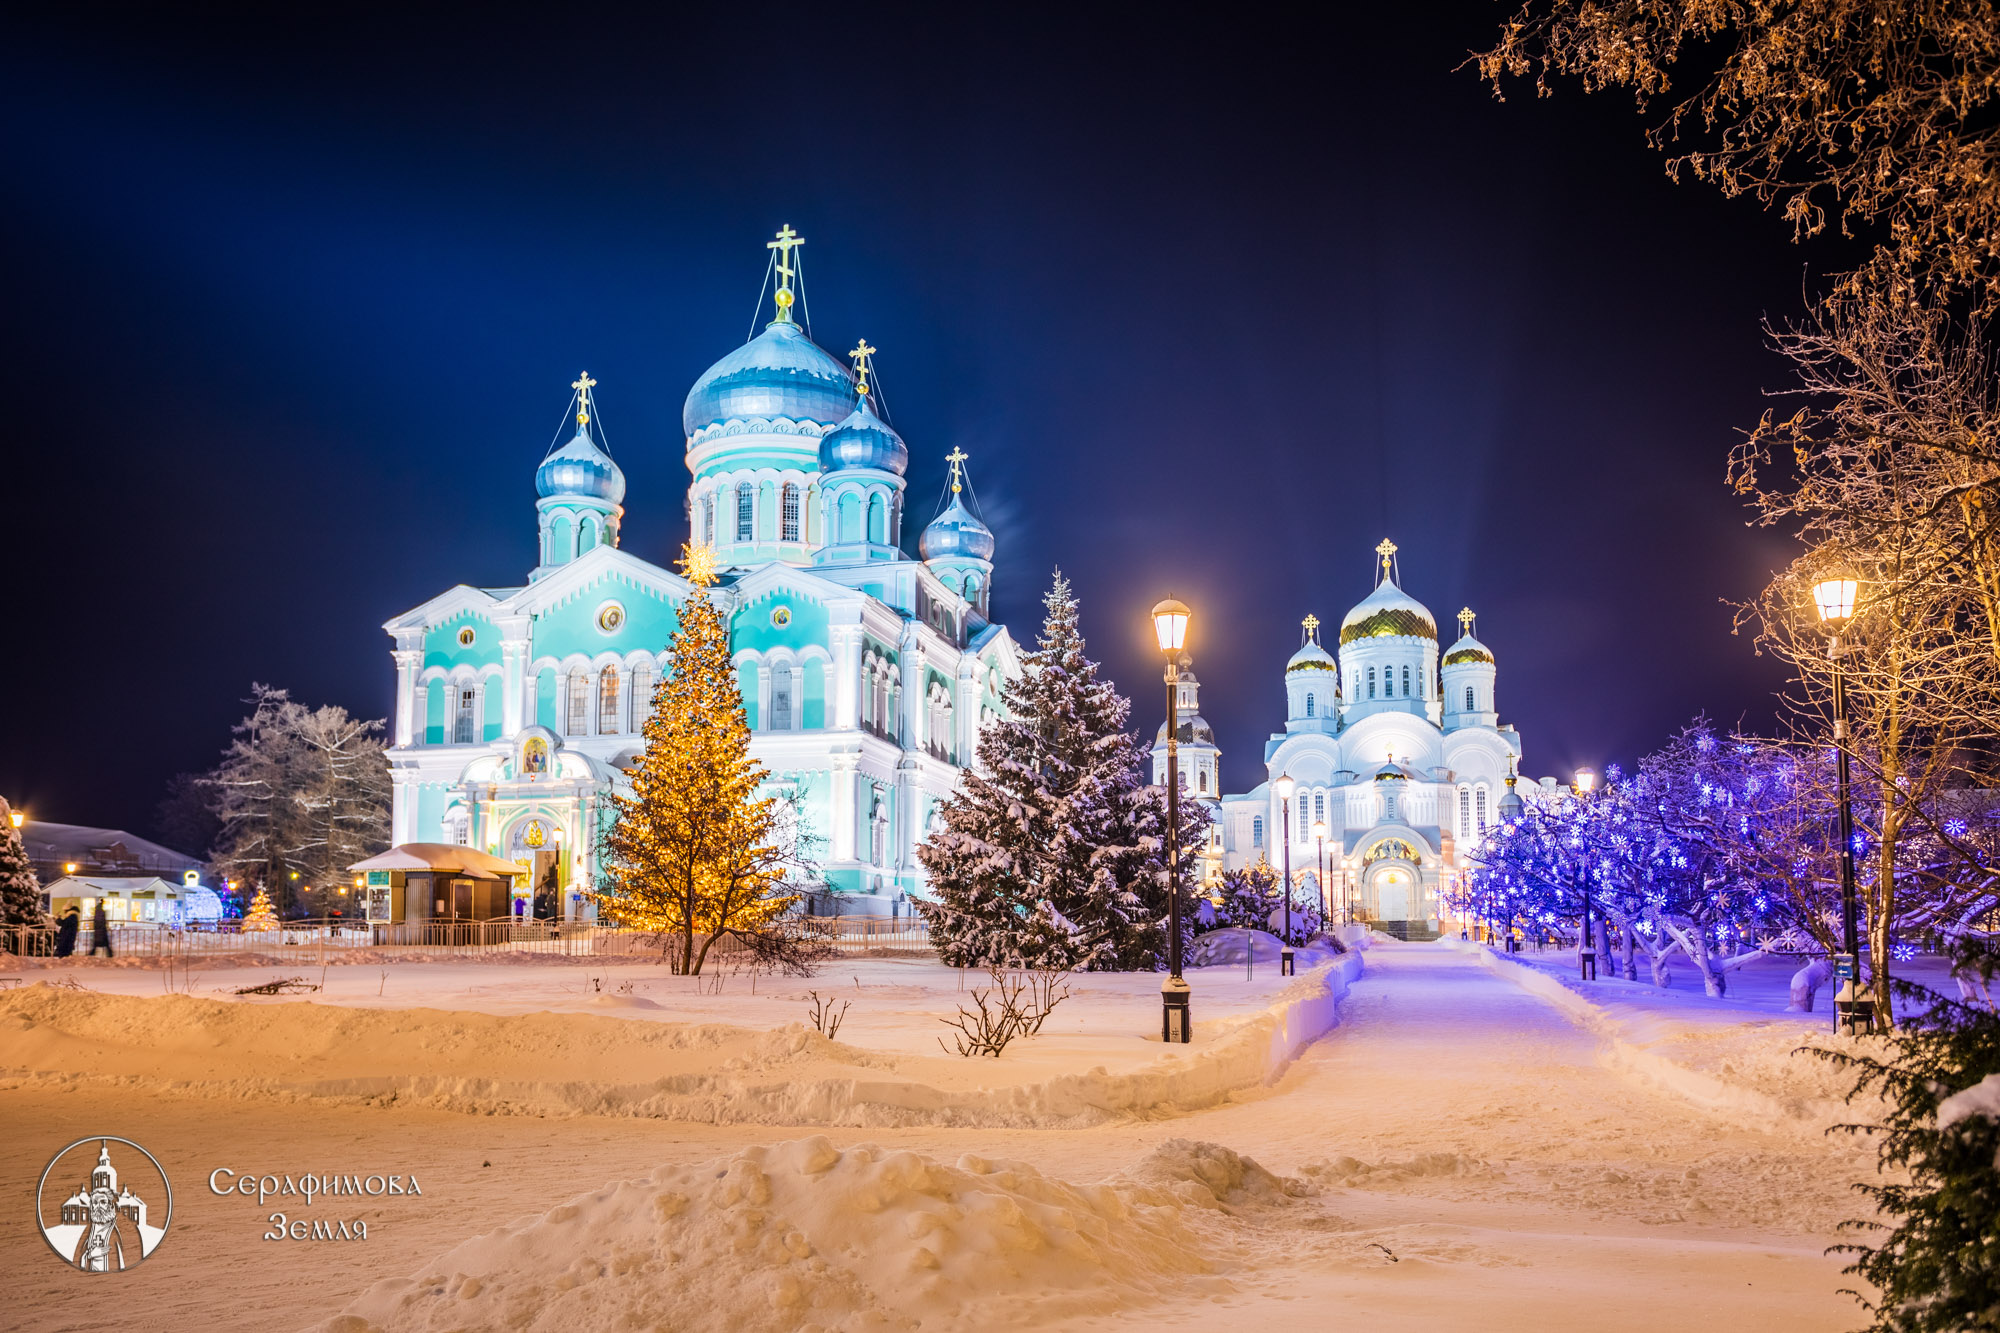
[88,901,113,957]
[55,905,80,957]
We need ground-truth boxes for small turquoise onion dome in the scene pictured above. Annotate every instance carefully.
[682,321,856,438]
[1442,632,1495,667]
[919,494,995,561]
[536,428,626,503]
[818,395,909,476]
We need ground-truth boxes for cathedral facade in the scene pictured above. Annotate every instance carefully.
[1154,541,1525,936]
[381,229,1020,919]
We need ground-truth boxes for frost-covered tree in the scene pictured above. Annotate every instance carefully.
[0,797,44,933]
[1199,863,1322,946]
[919,572,1207,971]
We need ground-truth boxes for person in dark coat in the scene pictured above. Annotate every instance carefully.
[54,906,79,957]
[88,901,113,957]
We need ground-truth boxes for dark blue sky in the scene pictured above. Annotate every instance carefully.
[2,4,1809,843]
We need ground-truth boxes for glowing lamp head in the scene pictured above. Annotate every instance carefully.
[1151,598,1191,654]
[1812,574,1859,627]
[1311,820,1327,841]
[1575,767,1598,795]
[7,810,21,829]
[1273,774,1296,801]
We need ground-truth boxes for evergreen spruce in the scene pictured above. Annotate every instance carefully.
[596,544,803,975]
[1811,938,2000,1332]
[241,886,280,931]
[0,799,44,932]
[919,572,1207,971]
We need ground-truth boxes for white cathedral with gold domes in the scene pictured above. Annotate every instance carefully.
[380,228,1020,919]
[1153,540,1526,937]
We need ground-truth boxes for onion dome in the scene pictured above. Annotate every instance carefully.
[819,394,909,476]
[919,494,994,561]
[1442,632,1494,667]
[682,320,856,439]
[536,427,626,503]
[1373,761,1412,782]
[1157,712,1217,744]
[1286,639,1338,674]
[1340,577,1437,644]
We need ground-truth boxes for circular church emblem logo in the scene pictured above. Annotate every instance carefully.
[37,1137,172,1272]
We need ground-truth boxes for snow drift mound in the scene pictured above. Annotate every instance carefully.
[1186,928,1341,969]
[312,1137,1279,1333]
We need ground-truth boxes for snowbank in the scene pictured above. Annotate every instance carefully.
[311,1136,1305,1333]
[1449,939,1875,1131]
[1186,927,1342,968]
[0,953,1359,1130]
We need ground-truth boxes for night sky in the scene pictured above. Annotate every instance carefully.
[2,4,1814,846]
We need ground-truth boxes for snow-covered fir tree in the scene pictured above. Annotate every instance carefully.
[919,572,1207,971]
[0,798,43,929]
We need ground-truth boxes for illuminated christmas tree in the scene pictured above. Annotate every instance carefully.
[597,544,804,975]
[0,799,43,929]
[241,886,279,931]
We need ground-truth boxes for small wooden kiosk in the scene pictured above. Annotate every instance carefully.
[347,844,525,937]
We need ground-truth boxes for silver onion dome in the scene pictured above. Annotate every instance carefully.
[919,494,995,561]
[818,396,909,476]
[682,321,856,439]
[536,429,626,503]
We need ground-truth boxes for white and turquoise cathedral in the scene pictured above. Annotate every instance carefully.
[1152,540,1532,938]
[382,228,1020,918]
[382,228,1533,931]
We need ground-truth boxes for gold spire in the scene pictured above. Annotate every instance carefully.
[677,541,719,588]
[946,446,968,494]
[1375,537,1398,582]
[1301,612,1321,644]
[849,339,877,397]
[1458,607,1476,636]
[572,371,597,427]
[767,224,803,323]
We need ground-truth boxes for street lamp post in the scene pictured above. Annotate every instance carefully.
[1574,767,1598,978]
[1812,574,1871,1036]
[1273,775,1296,976]
[1312,819,1328,940]
[1152,598,1193,1043]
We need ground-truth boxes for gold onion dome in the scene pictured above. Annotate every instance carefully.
[1339,576,1437,644]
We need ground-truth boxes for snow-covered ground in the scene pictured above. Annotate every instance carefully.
[2,941,1879,1331]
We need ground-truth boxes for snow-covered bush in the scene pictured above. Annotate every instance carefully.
[1810,937,2000,1331]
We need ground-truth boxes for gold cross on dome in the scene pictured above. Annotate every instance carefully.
[1375,537,1398,582]
[946,446,968,494]
[572,371,597,426]
[1301,612,1320,644]
[767,225,803,321]
[1458,607,1476,635]
[850,339,876,397]
[677,541,718,588]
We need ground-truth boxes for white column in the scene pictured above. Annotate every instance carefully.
[756,662,773,733]
[391,776,412,844]
[501,635,530,737]
[830,753,859,862]
[392,650,419,747]
[899,626,924,754]
[832,625,863,729]
[956,663,981,767]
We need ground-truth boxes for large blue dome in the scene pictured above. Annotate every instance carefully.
[682,321,855,439]
[819,397,909,476]
[536,429,626,503]
[920,495,994,562]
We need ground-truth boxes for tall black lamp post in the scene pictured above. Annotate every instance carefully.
[1153,598,1193,1043]
[1812,573,1872,1035]
[1273,775,1296,975]
[1574,767,1598,977]
[1311,819,1328,939]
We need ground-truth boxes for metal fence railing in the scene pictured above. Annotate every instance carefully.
[0,915,932,962]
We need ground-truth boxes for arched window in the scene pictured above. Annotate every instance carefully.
[1252,816,1264,848]
[780,484,800,542]
[1459,787,1472,839]
[598,667,620,733]
[1197,769,1208,794]
[770,663,793,730]
[1402,664,1411,696]
[1367,667,1376,699]
[736,484,755,542]
[702,496,715,546]
[1475,786,1489,833]
[1314,792,1325,824]
[861,663,875,727]
[629,664,652,731]
[453,687,476,744]
[567,672,589,735]
[1304,692,1315,717]
[1465,685,1476,712]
